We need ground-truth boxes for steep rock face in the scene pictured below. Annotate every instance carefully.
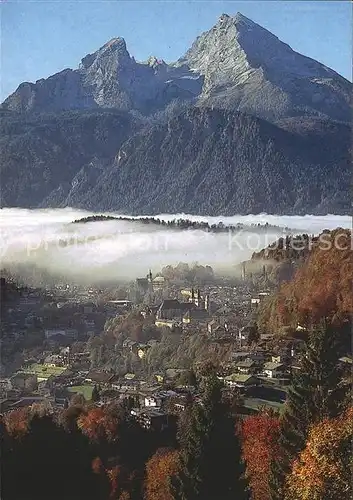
[3,70,91,113]
[79,38,160,111]
[177,13,351,121]
[2,13,351,122]
[1,13,352,215]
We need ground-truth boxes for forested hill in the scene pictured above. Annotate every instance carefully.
[256,229,353,338]
[72,215,287,233]
[3,107,351,214]
[246,233,315,286]
[61,108,350,215]
[251,233,314,262]
[0,108,138,208]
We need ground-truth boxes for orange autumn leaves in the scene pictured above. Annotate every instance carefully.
[237,406,352,500]
[293,230,353,325]
[145,448,180,500]
[3,407,30,438]
[241,410,281,500]
[4,403,351,500]
[78,407,118,442]
[285,408,353,500]
[260,229,353,331]
[143,411,282,500]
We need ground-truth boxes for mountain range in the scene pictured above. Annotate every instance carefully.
[1,13,351,214]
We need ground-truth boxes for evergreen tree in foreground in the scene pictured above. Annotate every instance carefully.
[270,323,348,500]
[171,375,246,500]
[91,385,100,402]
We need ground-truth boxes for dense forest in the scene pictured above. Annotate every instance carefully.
[64,109,351,215]
[72,215,287,233]
[256,229,353,340]
[0,108,139,208]
[1,107,351,215]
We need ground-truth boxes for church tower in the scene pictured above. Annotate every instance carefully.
[204,293,210,313]
[196,289,201,308]
[147,270,153,303]
[241,262,246,280]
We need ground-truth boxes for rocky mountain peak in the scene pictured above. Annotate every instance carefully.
[218,13,230,23]
[219,12,255,29]
[103,37,126,49]
[179,12,278,67]
[233,12,258,27]
[80,37,130,70]
[176,12,255,90]
[97,37,130,60]
[2,12,351,123]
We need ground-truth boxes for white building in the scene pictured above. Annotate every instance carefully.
[263,362,286,379]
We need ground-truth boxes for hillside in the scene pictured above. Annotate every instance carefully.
[256,229,353,335]
[71,215,285,233]
[1,107,350,214]
[0,109,139,208]
[248,233,314,286]
[63,108,351,215]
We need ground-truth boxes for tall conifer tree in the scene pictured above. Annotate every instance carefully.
[172,375,246,500]
[270,323,348,500]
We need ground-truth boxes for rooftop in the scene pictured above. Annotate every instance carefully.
[225,374,257,383]
[263,362,285,371]
[21,364,67,379]
[236,358,256,368]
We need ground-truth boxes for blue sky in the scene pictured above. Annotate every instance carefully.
[1,0,351,101]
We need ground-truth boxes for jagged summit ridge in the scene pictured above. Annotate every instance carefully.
[80,37,129,70]
[2,12,351,122]
[176,12,351,121]
[176,12,255,86]
[221,12,256,28]
[179,11,339,79]
[0,13,351,215]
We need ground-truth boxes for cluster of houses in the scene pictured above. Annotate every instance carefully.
[221,351,292,389]
[2,273,351,424]
[135,279,268,340]
[0,275,287,416]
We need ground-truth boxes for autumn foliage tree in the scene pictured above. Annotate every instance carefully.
[241,409,281,500]
[77,404,152,499]
[257,229,353,335]
[284,408,353,500]
[145,448,180,500]
[3,407,31,438]
[78,407,118,443]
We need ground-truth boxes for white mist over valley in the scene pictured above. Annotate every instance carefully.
[0,208,350,283]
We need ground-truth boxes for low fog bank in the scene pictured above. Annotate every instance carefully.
[0,208,351,284]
